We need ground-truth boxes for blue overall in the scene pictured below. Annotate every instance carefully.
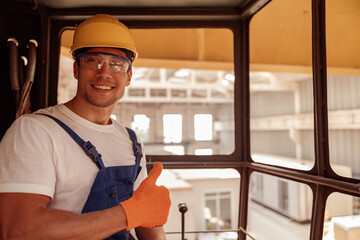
[40,114,142,240]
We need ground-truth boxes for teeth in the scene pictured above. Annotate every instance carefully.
[93,85,112,90]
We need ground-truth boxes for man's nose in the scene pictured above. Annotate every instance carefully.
[95,61,112,78]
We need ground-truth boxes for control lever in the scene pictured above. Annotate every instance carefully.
[178,203,188,240]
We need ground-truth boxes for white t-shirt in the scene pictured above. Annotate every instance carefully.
[0,104,147,213]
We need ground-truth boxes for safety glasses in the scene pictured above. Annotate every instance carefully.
[78,52,131,73]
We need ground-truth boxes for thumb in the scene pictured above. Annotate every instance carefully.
[146,162,163,185]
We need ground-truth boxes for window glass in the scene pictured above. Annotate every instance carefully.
[249,0,314,170]
[249,172,312,240]
[326,1,360,180]
[58,28,234,156]
[325,193,360,240]
[157,168,240,240]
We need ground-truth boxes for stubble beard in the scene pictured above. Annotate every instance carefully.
[83,91,123,108]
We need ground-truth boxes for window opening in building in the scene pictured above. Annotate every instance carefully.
[131,114,150,143]
[279,180,289,212]
[195,148,213,155]
[204,191,232,230]
[250,172,264,201]
[194,114,213,141]
[163,114,182,143]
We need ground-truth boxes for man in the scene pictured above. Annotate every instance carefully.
[0,14,171,240]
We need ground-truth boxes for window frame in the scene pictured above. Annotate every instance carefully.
[47,2,360,239]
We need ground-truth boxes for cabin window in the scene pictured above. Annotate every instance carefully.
[50,1,360,239]
[325,193,360,240]
[152,168,240,239]
[326,0,360,180]
[58,27,235,156]
[249,0,315,170]
[249,172,312,239]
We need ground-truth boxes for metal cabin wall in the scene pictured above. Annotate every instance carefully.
[0,3,46,139]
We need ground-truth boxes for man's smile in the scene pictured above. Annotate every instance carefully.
[92,84,113,90]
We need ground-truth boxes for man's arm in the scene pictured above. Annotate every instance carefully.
[0,193,127,240]
[0,162,171,240]
[135,226,166,240]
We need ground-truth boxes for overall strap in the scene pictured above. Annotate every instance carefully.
[125,127,143,165]
[38,113,105,170]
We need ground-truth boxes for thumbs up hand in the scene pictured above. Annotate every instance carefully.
[120,162,171,231]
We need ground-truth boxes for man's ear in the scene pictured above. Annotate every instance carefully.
[126,69,132,86]
[73,61,79,80]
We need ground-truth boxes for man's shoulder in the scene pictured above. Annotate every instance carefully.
[111,119,131,134]
[34,104,64,116]
[4,105,65,137]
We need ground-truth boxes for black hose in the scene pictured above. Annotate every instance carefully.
[16,39,38,118]
[19,56,28,88]
[25,39,37,84]
[7,38,20,91]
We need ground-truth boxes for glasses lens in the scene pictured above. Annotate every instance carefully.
[81,54,102,70]
[109,59,129,73]
[79,53,130,73]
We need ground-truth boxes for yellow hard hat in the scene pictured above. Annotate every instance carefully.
[71,14,138,61]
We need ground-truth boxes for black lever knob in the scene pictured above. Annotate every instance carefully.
[178,202,188,214]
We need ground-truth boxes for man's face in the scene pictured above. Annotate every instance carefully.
[73,47,132,109]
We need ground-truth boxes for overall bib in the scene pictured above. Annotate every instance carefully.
[40,114,142,240]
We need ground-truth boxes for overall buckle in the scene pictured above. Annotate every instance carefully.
[134,143,142,157]
[82,141,101,163]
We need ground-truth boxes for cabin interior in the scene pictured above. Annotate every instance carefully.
[1,0,360,239]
